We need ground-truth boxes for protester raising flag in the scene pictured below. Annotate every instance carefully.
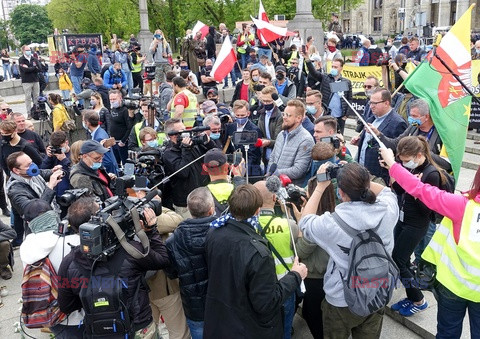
[250,16,295,43]
[403,4,474,181]
[192,21,209,39]
[211,35,237,82]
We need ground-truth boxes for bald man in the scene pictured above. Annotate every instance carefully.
[253,180,299,339]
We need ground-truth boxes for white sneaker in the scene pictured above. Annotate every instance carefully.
[0,286,8,297]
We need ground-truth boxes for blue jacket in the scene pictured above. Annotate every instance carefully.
[103,65,128,89]
[87,50,101,74]
[91,126,119,175]
[358,46,370,66]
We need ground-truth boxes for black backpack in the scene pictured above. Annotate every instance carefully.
[79,252,139,338]
[422,165,455,222]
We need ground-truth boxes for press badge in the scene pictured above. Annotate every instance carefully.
[399,210,404,222]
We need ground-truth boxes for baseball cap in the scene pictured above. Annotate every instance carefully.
[202,100,217,113]
[204,149,227,168]
[80,140,109,154]
[275,65,286,73]
[207,88,218,96]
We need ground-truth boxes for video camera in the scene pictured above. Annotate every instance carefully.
[124,90,143,110]
[316,163,344,182]
[126,149,166,188]
[319,136,341,149]
[145,65,156,81]
[31,96,49,121]
[168,126,211,146]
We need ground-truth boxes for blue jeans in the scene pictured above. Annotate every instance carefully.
[435,282,480,339]
[61,90,72,106]
[186,318,204,339]
[2,64,11,80]
[124,70,133,96]
[257,48,272,61]
[43,71,49,83]
[239,53,248,69]
[414,221,436,264]
[70,75,84,106]
[283,293,295,339]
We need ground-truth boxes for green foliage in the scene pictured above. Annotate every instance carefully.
[10,4,53,45]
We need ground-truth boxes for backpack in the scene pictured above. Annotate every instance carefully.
[421,165,455,222]
[332,212,399,317]
[79,252,137,338]
[21,257,67,328]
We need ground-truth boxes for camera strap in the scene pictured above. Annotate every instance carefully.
[105,208,150,259]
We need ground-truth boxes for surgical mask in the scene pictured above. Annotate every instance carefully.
[146,140,158,148]
[276,73,285,81]
[403,159,419,169]
[2,134,12,143]
[90,99,97,107]
[91,162,102,170]
[111,101,120,109]
[252,76,259,82]
[154,34,162,40]
[330,68,339,77]
[25,50,31,57]
[61,147,67,153]
[365,89,374,98]
[408,116,422,126]
[26,163,40,177]
[210,133,220,140]
[476,49,480,54]
[236,117,248,125]
[306,105,317,115]
[264,103,274,111]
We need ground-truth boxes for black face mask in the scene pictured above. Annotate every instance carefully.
[264,103,274,111]
[276,73,285,80]
[2,134,12,143]
[210,98,218,104]
[205,66,212,71]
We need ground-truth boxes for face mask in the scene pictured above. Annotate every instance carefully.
[210,98,218,104]
[236,117,248,125]
[476,49,480,54]
[252,76,259,82]
[91,162,102,170]
[408,116,422,126]
[111,101,120,109]
[403,159,419,169]
[180,66,189,70]
[26,163,40,177]
[276,73,285,81]
[154,34,162,39]
[365,89,374,98]
[336,187,342,201]
[2,134,12,143]
[306,105,317,115]
[25,50,31,57]
[264,103,274,111]
[210,133,220,140]
[205,66,212,71]
[61,147,67,153]
[328,46,336,53]
[330,68,339,77]
[90,99,97,107]
[146,140,158,148]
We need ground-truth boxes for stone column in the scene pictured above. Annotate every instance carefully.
[455,0,470,21]
[287,0,324,55]
[437,0,451,27]
[137,0,153,60]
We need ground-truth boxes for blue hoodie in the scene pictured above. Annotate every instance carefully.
[87,49,101,74]
[103,65,128,89]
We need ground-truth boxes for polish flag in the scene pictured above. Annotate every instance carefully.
[251,16,295,43]
[192,21,209,39]
[211,35,237,82]
[257,0,269,45]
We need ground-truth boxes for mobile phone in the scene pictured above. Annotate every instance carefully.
[233,131,258,145]
[124,163,135,176]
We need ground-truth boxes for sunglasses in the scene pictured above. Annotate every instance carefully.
[364,85,374,89]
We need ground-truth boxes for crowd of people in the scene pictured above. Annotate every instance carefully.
[0,20,477,339]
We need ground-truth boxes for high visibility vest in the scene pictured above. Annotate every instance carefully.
[422,200,480,302]
[287,50,299,67]
[237,34,255,54]
[170,89,198,128]
[259,213,294,279]
[132,60,142,73]
[133,121,166,147]
[207,182,234,204]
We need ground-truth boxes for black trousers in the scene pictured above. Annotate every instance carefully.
[132,71,143,92]
[303,278,326,339]
[0,169,8,210]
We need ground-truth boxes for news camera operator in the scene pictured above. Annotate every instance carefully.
[128,99,166,152]
[58,196,170,338]
[40,131,71,196]
[162,118,218,219]
[69,140,115,202]
[103,62,128,92]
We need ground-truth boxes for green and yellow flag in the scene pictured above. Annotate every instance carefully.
[404,4,474,182]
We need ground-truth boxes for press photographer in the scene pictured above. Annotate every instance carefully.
[162,118,218,219]
[103,62,128,92]
[41,131,71,196]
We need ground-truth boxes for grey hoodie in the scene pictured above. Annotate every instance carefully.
[299,187,398,307]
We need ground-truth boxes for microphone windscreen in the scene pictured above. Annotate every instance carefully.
[255,138,263,148]
[279,174,292,187]
[271,93,279,101]
[265,175,281,194]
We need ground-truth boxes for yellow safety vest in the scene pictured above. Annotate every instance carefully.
[132,60,142,73]
[133,121,166,147]
[207,182,234,204]
[287,50,299,67]
[422,200,480,302]
[170,89,198,128]
[259,212,294,279]
[237,34,255,54]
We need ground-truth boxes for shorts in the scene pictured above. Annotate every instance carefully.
[155,63,171,84]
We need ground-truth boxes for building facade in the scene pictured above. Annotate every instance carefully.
[341,0,480,39]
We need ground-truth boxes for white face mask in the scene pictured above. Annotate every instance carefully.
[403,159,419,169]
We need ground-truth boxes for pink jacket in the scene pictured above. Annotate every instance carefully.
[389,163,480,244]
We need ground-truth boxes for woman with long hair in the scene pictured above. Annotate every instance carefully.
[380,144,480,338]
[389,136,444,316]
[48,93,69,132]
[90,91,110,133]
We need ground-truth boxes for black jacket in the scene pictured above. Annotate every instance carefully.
[1,138,43,174]
[305,60,352,117]
[58,227,170,331]
[162,140,217,207]
[109,105,134,143]
[69,161,113,202]
[18,55,41,83]
[165,216,216,321]
[204,219,301,339]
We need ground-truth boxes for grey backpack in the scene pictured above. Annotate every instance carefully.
[332,212,399,317]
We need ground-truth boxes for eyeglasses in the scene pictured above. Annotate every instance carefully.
[370,100,386,106]
[305,101,320,105]
[363,85,374,89]
[282,113,294,118]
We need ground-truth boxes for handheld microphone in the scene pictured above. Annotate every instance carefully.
[279,174,292,187]
[271,93,285,110]
[254,138,263,148]
[265,175,289,202]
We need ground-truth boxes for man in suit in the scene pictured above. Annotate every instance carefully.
[82,110,119,175]
[225,100,263,178]
[351,88,407,185]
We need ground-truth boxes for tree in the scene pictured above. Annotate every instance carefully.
[10,4,53,46]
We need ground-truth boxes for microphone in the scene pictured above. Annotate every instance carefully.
[267,163,277,176]
[271,93,285,110]
[254,138,263,148]
[265,175,289,202]
[144,189,159,203]
[279,174,292,187]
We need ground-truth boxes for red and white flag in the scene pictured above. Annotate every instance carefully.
[257,0,269,45]
[251,16,295,43]
[192,21,209,39]
[211,36,237,82]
